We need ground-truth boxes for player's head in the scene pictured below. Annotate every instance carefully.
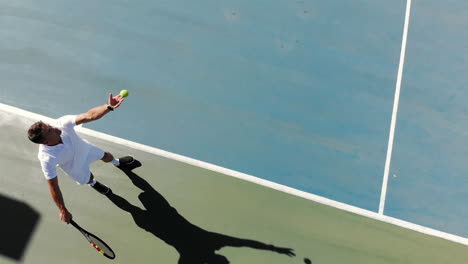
[28,121,47,144]
[206,254,229,264]
[28,121,61,145]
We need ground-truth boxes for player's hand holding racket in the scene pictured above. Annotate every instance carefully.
[59,208,72,224]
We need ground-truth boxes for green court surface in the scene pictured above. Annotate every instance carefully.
[1,108,468,264]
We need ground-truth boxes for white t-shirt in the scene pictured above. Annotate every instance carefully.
[38,115,104,184]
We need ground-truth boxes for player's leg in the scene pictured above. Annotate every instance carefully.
[101,151,115,163]
[88,172,112,195]
[101,151,141,170]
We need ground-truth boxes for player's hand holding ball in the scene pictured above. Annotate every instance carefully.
[108,90,128,110]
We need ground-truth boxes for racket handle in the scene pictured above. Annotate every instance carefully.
[70,219,80,229]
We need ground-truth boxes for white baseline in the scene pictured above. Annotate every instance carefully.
[1,102,467,247]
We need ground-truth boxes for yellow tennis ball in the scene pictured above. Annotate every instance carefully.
[120,89,129,98]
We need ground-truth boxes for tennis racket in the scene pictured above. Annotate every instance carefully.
[70,219,116,259]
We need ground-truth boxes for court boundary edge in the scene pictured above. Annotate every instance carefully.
[2,102,467,247]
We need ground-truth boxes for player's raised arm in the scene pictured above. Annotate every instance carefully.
[75,93,125,125]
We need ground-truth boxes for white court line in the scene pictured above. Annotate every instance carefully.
[2,102,468,247]
[379,0,412,215]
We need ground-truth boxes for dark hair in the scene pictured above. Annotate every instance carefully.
[28,121,47,144]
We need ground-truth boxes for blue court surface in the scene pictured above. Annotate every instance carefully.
[1,0,468,247]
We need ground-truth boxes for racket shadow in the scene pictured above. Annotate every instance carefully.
[106,170,295,264]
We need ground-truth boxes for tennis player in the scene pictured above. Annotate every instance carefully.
[27,93,141,224]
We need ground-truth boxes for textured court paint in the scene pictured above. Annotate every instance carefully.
[2,108,468,264]
[0,0,404,213]
[3,103,468,248]
[386,0,468,238]
[4,0,468,240]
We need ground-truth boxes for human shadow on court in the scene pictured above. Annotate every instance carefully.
[0,193,40,261]
[107,170,295,264]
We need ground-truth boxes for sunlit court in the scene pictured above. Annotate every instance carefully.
[2,0,468,263]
